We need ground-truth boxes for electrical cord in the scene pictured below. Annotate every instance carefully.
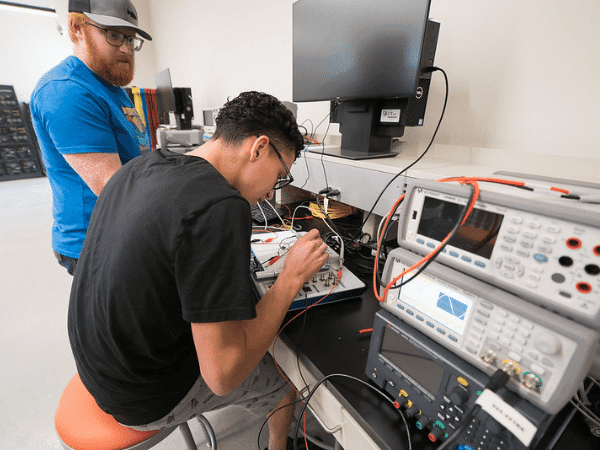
[570,377,600,430]
[270,278,342,450]
[372,175,541,301]
[352,67,449,241]
[375,183,476,292]
[297,67,449,255]
[292,373,413,450]
[269,201,287,228]
[256,201,268,230]
[304,112,333,190]
[256,395,307,450]
[373,179,479,303]
[315,189,346,266]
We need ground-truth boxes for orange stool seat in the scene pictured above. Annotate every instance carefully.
[55,373,211,450]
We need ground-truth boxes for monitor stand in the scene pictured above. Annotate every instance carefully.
[318,99,405,160]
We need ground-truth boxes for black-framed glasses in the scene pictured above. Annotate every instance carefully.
[269,142,294,190]
[85,22,144,51]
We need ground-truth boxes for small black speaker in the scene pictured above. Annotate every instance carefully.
[173,87,194,130]
[405,77,431,127]
[406,19,440,127]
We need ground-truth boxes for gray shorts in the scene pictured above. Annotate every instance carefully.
[126,352,290,431]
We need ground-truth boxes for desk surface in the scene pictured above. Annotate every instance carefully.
[289,148,600,219]
[279,270,599,450]
[281,151,600,448]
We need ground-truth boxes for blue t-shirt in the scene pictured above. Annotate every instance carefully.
[30,56,150,258]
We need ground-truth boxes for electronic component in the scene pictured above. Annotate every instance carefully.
[156,128,201,148]
[396,178,600,328]
[377,246,599,414]
[366,309,552,449]
[251,231,366,310]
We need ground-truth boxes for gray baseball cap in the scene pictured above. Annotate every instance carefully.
[69,0,152,41]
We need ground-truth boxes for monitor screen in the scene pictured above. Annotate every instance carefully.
[293,0,432,102]
[397,271,474,337]
[417,196,504,261]
[154,68,176,118]
[155,68,177,125]
[380,325,444,397]
[155,68,194,130]
[292,0,436,159]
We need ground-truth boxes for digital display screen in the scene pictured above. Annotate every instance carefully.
[398,270,473,336]
[380,326,444,396]
[417,196,504,260]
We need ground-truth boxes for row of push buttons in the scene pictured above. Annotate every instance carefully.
[396,303,459,343]
[415,238,488,269]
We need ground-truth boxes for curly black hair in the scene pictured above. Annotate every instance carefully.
[213,91,304,159]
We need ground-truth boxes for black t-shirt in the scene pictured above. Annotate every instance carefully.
[68,149,256,425]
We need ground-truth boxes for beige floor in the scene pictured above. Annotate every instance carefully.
[0,177,332,450]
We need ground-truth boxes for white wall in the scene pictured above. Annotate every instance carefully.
[426,0,600,159]
[148,0,298,112]
[0,0,157,104]
[147,0,600,176]
[2,0,599,175]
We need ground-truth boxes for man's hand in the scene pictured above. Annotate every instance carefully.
[192,229,329,396]
[279,228,329,289]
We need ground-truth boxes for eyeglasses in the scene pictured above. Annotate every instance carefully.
[269,142,294,190]
[85,22,144,51]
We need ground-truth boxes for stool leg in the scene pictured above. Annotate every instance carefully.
[197,415,217,449]
[178,422,198,450]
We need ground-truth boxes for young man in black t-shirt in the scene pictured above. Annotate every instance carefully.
[68,91,329,450]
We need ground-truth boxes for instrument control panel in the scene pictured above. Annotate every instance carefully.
[366,309,552,449]
[397,179,600,328]
[379,247,598,414]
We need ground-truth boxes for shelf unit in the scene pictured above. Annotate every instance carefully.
[0,85,45,181]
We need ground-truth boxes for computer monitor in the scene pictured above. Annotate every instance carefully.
[154,68,194,130]
[293,0,438,159]
[155,68,176,126]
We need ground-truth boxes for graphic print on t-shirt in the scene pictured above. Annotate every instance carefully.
[122,106,151,153]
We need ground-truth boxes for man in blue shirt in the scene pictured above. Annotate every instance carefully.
[30,0,152,275]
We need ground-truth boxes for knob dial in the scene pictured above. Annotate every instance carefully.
[449,388,468,406]
[523,372,542,390]
[533,332,562,355]
[481,349,498,365]
[405,406,419,419]
[415,414,431,430]
[428,427,445,442]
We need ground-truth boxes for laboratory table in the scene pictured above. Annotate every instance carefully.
[278,273,599,450]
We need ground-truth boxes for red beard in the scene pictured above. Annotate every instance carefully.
[84,29,135,87]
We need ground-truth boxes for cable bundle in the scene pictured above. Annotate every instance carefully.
[308,199,354,220]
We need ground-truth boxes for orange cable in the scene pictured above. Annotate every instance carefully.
[372,174,574,304]
[373,178,481,303]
